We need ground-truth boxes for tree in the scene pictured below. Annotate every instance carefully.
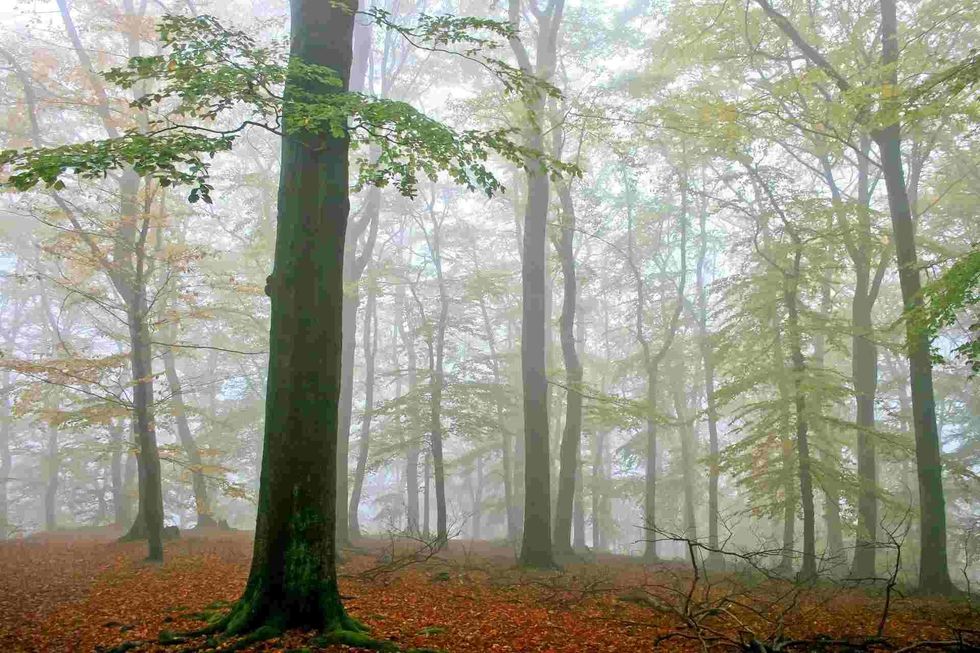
[507,0,567,568]
[622,161,688,563]
[2,2,569,634]
[753,0,956,595]
[551,158,584,556]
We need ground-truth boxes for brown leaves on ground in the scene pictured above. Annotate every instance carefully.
[0,530,976,652]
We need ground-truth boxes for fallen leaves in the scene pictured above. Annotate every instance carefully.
[0,531,976,652]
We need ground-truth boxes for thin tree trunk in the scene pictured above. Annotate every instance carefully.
[671,378,697,545]
[573,460,586,549]
[122,298,164,561]
[163,346,212,528]
[821,141,882,578]
[44,421,58,531]
[423,451,431,538]
[643,368,659,562]
[109,419,127,527]
[784,267,817,580]
[398,285,420,535]
[349,283,377,539]
[552,181,583,556]
[695,201,722,566]
[473,456,484,540]
[591,429,605,551]
[336,56,381,547]
[479,297,517,540]
[0,371,12,539]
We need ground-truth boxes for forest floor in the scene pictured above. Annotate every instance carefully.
[0,529,977,652]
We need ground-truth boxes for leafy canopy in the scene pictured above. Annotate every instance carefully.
[1,13,576,202]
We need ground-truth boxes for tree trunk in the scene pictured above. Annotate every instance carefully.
[43,419,58,532]
[336,40,380,547]
[573,460,586,549]
[875,0,951,595]
[552,182,583,556]
[109,419,128,527]
[0,372,11,539]
[811,254,845,569]
[473,456,484,540]
[591,429,605,551]
[774,310,796,574]
[163,346,213,528]
[337,288,358,546]
[784,272,817,581]
[851,262,880,577]
[479,297,517,541]
[398,288,421,535]
[423,451,431,538]
[349,283,377,539]
[671,379,697,545]
[222,0,357,633]
[122,301,164,562]
[643,367,659,562]
[510,0,565,569]
[821,141,881,578]
[695,203,722,566]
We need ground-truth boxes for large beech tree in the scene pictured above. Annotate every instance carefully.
[224,0,357,632]
[1,1,569,633]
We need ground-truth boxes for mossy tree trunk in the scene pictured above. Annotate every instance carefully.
[224,0,357,633]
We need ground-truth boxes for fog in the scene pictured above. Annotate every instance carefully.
[0,0,978,650]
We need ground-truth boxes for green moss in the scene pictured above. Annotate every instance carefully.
[157,630,187,644]
[314,629,398,651]
[419,626,446,635]
[222,625,282,652]
[282,495,326,601]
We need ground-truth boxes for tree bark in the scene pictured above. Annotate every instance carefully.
[552,181,583,556]
[875,0,951,594]
[510,0,565,568]
[122,294,164,561]
[223,0,357,633]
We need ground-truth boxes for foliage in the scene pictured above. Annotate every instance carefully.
[912,247,980,375]
[1,14,577,203]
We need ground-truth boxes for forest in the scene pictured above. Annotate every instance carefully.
[0,0,978,651]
